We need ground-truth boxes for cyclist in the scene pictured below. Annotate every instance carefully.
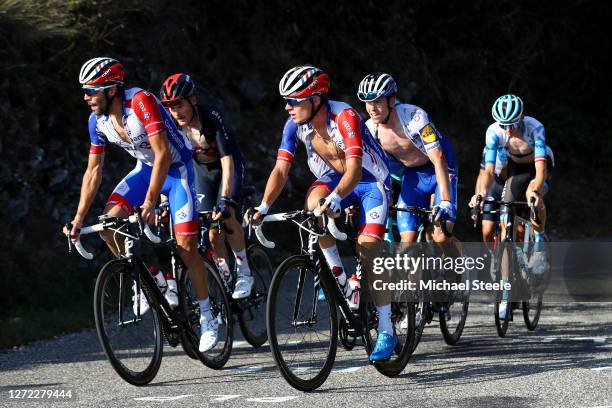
[470,94,554,318]
[66,58,218,352]
[357,73,458,244]
[160,73,253,299]
[247,65,397,361]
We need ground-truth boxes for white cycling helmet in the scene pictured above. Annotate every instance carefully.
[357,72,397,102]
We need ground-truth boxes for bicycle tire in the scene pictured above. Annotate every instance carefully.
[94,259,163,385]
[238,243,273,347]
[179,258,233,369]
[267,255,338,392]
[439,300,469,345]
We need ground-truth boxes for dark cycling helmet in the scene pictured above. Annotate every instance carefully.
[160,73,196,104]
[491,94,524,124]
[79,57,124,87]
[357,72,397,102]
[279,65,330,99]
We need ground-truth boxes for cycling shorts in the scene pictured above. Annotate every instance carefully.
[397,162,458,233]
[309,172,388,240]
[193,160,244,213]
[107,160,198,236]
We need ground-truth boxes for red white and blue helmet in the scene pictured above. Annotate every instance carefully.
[79,57,124,87]
[160,73,196,104]
[279,65,330,98]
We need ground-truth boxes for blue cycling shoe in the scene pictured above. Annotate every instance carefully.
[317,288,325,301]
[369,331,397,362]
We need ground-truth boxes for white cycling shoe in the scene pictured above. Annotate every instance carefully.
[232,275,255,299]
[498,300,509,320]
[132,284,150,316]
[165,279,179,308]
[199,315,219,352]
[529,251,548,275]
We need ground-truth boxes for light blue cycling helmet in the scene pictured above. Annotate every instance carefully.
[491,94,524,124]
[357,73,398,102]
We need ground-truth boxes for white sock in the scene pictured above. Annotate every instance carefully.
[233,248,251,276]
[321,245,346,285]
[199,298,213,321]
[377,304,393,334]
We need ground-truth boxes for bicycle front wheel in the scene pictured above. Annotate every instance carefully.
[267,255,338,392]
[238,243,273,347]
[94,259,163,386]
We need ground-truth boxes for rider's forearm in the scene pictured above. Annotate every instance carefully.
[479,165,496,196]
[532,160,547,193]
[474,170,485,196]
[75,165,102,222]
[219,155,234,197]
[144,149,171,206]
[334,158,361,198]
[261,163,290,206]
[433,158,451,202]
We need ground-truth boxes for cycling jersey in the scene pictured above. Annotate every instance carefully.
[484,116,547,165]
[88,87,193,166]
[88,87,197,235]
[480,146,508,177]
[187,104,244,211]
[365,103,458,233]
[365,103,449,158]
[191,104,243,169]
[277,100,389,184]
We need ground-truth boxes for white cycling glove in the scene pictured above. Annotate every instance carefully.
[255,202,270,215]
[324,192,342,215]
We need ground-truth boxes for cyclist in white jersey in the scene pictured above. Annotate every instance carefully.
[65,58,218,352]
[470,94,553,318]
[357,73,458,244]
[247,66,397,362]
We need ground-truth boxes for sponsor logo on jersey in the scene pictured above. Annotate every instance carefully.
[420,124,438,144]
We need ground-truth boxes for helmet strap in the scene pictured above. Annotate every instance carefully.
[299,96,325,126]
[102,88,116,116]
[380,97,394,125]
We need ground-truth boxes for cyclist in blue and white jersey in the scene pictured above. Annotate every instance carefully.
[470,94,554,317]
[357,73,458,244]
[66,57,218,352]
[247,65,397,361]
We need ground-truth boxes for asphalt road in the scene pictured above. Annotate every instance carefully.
[1,303,611,408]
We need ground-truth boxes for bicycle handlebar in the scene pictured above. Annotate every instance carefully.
[391,205,453,237]
[65,209,161,260]
[254,210,347,249]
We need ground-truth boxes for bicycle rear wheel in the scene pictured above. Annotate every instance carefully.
[94,259,163,386]
[179,259,233,369]
[238,243,273,347]
[267,255,338,392]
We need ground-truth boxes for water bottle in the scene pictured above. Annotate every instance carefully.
[217,258,232,283]
[347,274,360,310]
[148,266,168,293]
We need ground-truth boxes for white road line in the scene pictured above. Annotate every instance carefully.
[134,395,193,401]
[246,397,299,403]
[332,366,362,373]
[226,366,265,373]
[591,366,612,372]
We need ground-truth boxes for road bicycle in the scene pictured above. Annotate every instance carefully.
[390,206,470,349]
[474,196,550,337]
[65,207,231,385]
[254,208,415,391]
